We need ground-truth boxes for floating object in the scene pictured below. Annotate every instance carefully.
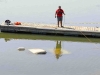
[17,47,25,51]
[29,49,47,54]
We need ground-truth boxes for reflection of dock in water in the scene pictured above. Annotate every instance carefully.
[4,38,11,42]
[1,33,100,43]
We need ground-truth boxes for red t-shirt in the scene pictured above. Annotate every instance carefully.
[56,9,64,17]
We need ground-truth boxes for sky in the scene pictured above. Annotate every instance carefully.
[0,0,100,24]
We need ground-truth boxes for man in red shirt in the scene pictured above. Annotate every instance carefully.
[55,6,65,27]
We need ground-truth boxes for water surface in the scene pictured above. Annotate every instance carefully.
[0,33,100,75]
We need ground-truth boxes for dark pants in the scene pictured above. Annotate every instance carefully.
[57,16,63,27]
[57,16,63,21]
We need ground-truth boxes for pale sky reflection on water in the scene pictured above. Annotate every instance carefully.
[0,38,100,75]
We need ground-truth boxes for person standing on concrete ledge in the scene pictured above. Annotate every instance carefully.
[55,6,65,27]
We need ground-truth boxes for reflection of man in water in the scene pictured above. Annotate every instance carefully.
[54,41,62,59]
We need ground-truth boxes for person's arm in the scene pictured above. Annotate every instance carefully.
[63,12,65,15]
[55,10,57,18]
[62,10,65,15]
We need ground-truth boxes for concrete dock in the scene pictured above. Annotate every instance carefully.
[0,22,100,37]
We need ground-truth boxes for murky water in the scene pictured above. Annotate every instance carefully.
[0,33,100,75]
